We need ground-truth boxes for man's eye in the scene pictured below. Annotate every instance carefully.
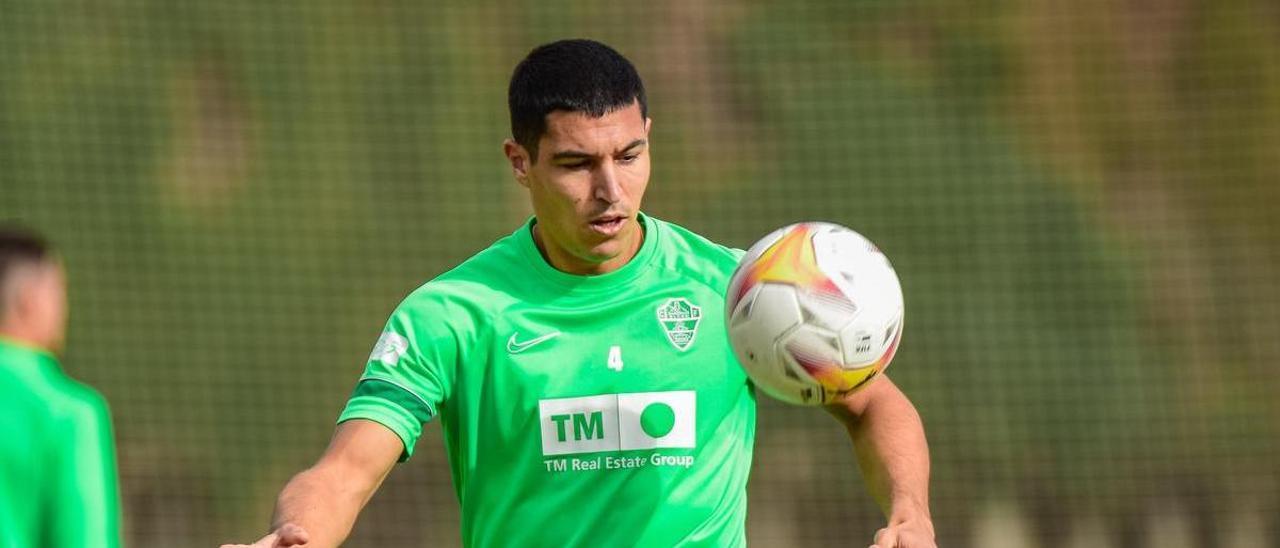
[560,161,590,170]
[618,154,639,164]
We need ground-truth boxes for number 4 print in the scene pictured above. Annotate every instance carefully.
[607,345,624,372]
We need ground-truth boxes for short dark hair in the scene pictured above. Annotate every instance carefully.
[508,39,647,159]
[0,224,54,311]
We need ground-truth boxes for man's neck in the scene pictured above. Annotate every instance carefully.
[532,220,645,276]
[0,326,51,354]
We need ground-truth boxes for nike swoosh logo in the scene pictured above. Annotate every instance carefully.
[507,331,561,354]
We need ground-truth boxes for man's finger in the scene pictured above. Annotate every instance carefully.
[873,526,899,548]
[274,523,310,547]
[219,532,277,548]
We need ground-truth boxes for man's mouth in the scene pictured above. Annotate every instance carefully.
[588,214,627,236]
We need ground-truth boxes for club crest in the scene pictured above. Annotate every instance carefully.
[656,298,702,351]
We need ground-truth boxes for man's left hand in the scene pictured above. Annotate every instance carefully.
[870,518,936,548]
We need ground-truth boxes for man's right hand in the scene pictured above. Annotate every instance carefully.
[220,523,310,548]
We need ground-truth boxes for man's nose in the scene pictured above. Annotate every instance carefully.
[593,163,623,203]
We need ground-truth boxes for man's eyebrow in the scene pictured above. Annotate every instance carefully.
[549,139,648,162]
[619,139,647,153]
[550,150,594,162]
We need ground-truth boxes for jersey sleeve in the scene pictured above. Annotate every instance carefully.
[338,287,470,461]
[45,387,122,548]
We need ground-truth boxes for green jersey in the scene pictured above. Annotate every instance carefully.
[339,214,755,547]
[0,338,122,548]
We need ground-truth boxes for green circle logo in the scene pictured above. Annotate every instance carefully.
[640,402,676,438]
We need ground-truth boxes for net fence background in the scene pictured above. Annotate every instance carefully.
[3,1,1279,546]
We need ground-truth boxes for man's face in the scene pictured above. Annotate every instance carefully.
[1,260,66,352]
[505,101,651,274]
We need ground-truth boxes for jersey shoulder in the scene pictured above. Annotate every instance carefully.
[38,372,113,430]
[407,227,522,299]
[51,377,112,426]
[647,215,746,291]
[1,364,112,444]
[0,366,56,435]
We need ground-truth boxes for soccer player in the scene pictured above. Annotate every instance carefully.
[224,39,934,548]
[0,226,123,548]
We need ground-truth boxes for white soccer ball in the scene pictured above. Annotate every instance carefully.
[725,222,904,406]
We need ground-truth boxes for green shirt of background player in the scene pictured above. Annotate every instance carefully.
[0,226,123,548]
[224,40,934,548]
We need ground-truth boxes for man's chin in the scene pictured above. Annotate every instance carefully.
[583,222,637,250]
[580,245,621,264]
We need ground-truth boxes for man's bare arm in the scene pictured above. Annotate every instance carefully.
[221,419,403,548]
[826,376,935,548]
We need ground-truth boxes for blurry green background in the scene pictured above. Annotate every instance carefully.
[2,1,1278,546]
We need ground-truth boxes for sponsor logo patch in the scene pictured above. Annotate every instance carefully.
[538,391,696,456]
[369,331,408,367]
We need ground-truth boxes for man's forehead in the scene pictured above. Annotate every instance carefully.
[540,104,647,154]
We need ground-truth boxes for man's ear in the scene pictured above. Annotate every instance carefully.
[504,138,531,188]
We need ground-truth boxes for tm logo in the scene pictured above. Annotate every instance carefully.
[538,391,695,456]
[548,411,606,442]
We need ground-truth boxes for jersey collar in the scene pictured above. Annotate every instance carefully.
[0,336,61,376]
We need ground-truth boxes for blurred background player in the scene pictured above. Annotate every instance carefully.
[0,225,122,548]
[223,40,933,548]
